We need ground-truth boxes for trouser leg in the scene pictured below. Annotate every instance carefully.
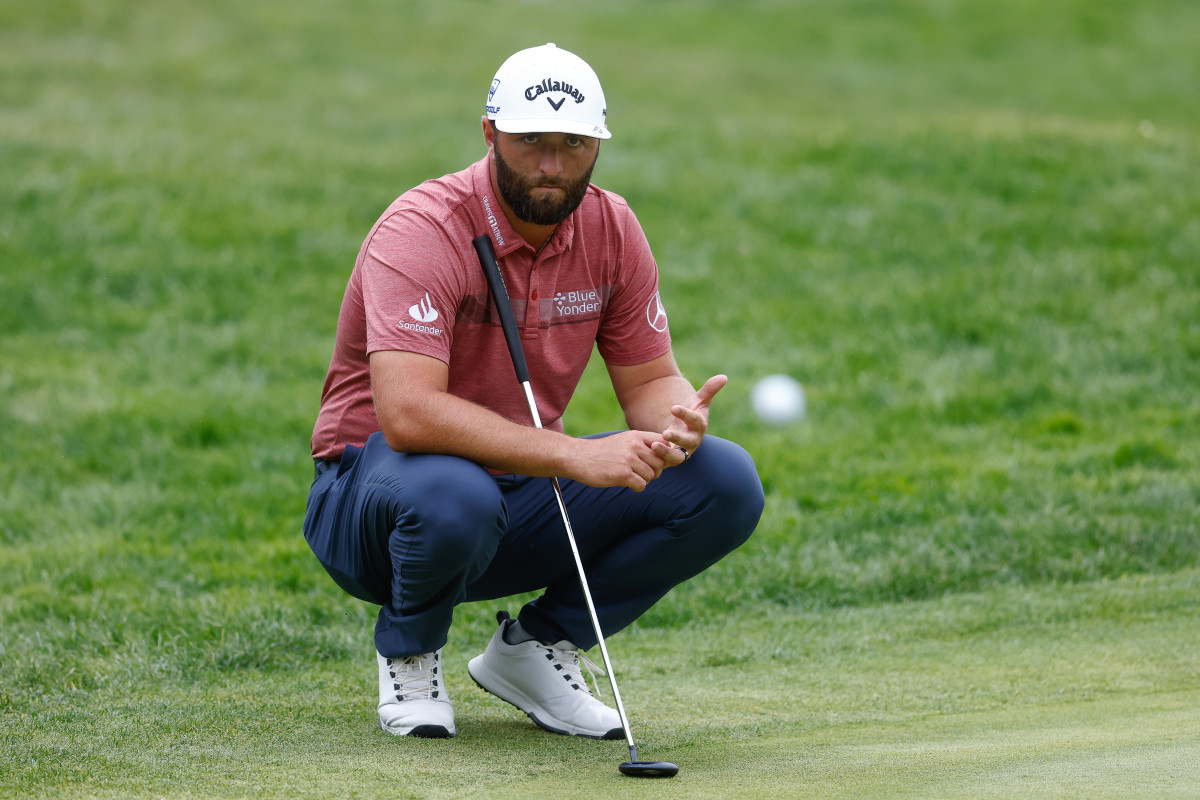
[465,435,764,649]
[304,432,507,658]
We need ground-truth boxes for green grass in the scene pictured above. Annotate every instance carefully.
[5,573,1198,798]
[2,0,1199,797]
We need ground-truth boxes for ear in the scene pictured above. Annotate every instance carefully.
[481,116,496,152]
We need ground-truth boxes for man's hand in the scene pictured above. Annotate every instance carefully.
[571,369,724,488]
[571,430,671,492]
[653,374,727,468]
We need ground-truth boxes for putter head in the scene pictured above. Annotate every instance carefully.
[619,760,679,778]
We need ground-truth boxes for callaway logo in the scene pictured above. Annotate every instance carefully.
[525,78,585,110]
[646,292,668,332]
[409,293,439,323]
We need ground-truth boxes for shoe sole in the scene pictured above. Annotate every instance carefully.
[467,656,622,740]
[379,720,456,739]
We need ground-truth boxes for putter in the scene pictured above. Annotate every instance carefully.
[472,235,679,779]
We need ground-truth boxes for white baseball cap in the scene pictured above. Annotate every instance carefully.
[485,43,611,140]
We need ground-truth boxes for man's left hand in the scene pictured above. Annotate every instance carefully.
[653,374,727,467]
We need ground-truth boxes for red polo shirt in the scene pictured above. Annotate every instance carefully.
[311,154,673,461]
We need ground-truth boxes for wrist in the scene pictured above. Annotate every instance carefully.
[542,429,584,479]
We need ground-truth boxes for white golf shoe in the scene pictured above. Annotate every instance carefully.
[467,612,623,739]
[377,649,456,738]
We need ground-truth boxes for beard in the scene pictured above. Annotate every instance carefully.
[494,141,597,227]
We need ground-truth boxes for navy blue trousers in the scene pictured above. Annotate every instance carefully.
[303,431,763,658]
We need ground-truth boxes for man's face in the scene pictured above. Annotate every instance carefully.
[492,130,600,226]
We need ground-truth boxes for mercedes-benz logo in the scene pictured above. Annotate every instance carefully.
[646,292,668,332]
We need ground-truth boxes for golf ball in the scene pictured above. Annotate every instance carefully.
[751,374,806,425]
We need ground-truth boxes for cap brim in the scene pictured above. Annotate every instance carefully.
[494,117,612,140]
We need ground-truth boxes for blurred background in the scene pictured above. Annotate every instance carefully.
[2,0,1198,794]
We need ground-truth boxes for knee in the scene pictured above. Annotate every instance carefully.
[353,446,506,551]
[689,436,765,546]
[386,458,507,559]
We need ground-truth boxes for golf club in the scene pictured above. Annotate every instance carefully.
[472,234,679,779]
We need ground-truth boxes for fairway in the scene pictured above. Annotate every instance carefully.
[2,1,1198,798]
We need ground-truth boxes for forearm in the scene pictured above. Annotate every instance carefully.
[370,350,676,490]
[376,386,579,478]
[618,373,695,433]
[378,387,674,490]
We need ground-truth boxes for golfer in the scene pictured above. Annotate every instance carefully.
[304,43,763,739]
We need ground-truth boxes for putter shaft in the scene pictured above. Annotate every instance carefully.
[521,379,638,755]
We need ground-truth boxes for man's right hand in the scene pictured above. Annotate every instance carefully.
[568,430,670,492]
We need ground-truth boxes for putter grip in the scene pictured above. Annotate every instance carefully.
[472,234,530,384]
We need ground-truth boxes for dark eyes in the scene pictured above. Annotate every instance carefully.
[520,135,584,148]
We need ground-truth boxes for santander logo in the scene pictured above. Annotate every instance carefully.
[409,293,439,323]
[399,291,445,336]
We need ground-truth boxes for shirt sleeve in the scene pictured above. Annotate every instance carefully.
[361,209,464,363]
[596,205,673,366]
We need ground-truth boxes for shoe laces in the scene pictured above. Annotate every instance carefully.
[386,652,442,701]
[544,644,606,699]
